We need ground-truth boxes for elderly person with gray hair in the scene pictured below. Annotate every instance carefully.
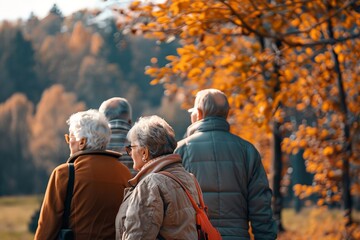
[176,88,277,239]
[115,115,199,240]
[99,97,135,176]
[35,109,131,240]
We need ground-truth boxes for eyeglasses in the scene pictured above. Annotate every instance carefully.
[64,134,77,144]
[125,145,139,156]
[64,134,70,144]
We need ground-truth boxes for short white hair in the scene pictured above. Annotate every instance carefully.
[67,109,111,150]
[195,89,229,118]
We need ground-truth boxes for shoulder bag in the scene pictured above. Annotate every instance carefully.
[158,171,222,240]
[58,163,75,240]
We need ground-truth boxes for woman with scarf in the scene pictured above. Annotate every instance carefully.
[115,115,199,240]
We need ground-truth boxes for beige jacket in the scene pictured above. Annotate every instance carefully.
[115,154,199,240]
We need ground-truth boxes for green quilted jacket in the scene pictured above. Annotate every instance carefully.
[175,117,277,240]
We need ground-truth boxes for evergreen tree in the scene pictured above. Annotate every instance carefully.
[5,30,40,103]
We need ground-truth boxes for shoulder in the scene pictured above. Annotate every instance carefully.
[139,173,166,187]
[136,172,178,195]
[114,161,132,176]
[44,163,70,192]
[176,131,203,148]
[51,163,69,180]
[176,138,188,150]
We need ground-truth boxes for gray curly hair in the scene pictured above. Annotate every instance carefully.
[127,115,177,159]
[67,109,111,150]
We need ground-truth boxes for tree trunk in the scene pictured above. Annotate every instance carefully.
[327,12,353,226]
[271,121,285,232]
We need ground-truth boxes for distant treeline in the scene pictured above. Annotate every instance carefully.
[0,6,190,195]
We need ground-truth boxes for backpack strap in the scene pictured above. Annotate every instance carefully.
[158,171,200,211]
[62,163,75,229]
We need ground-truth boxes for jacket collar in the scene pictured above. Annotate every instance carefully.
[128,154,182,187]
[109,119,131,130]
[186,117,230,137]
[66,149,122,163]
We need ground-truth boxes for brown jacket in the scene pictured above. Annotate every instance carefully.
[35,150,131,240]
[115,154,198,240]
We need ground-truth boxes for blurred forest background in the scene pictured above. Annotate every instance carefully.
[1,0,360,239]
[0,5,190,196]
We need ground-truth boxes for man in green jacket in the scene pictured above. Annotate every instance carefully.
[175,89,277,239]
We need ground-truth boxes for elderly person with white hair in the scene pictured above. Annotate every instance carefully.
[115,115,200,240]
[35,109,131,240]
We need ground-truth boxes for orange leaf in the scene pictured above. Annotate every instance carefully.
[323,146,334,156]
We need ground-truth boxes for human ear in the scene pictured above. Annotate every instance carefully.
[142,147,150,161]
[197,108,204,120]
[79,138,87,150]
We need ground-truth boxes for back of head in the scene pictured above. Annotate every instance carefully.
[195,89,229,119]
[67,109,111,150]
[99,97,132,123]
[127,115,177,159]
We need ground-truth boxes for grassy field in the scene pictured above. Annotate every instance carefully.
[0,195,359,240]
[0,195,42,240]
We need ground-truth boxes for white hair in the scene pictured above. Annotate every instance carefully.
[195,88,229,118]
[67,109,111,150]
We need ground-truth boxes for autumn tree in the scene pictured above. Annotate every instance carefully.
[115,0,360,232]
[0,94,35,195]
[30,84,85,190]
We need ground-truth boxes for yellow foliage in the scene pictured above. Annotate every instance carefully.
[203,67,213,78]
[187,68,202,78]
[323,146,334,156]
[303,149,311,159]
[299,139,307,148]
[123,0,360,205]
[314,54,325,63]
[293,184,302,196]
[290,18,300,27]
[157,16,170,24]
[331,195,341,202]
[306,127,317,136]
[320,129,328,139]
[150,78,160,85]
[307,162,317,172]
[333,44,343,54]
[296,103,306,111]
[220,56,233,66]
[152,31,166,40]
[190,1,206,9]
[305,186,313,196]
[321,101,330,111]
[305,47,313,55]
[317,199,325,206]
[309,28,321,41]
[284,69,294,81]
[145,67,159,75]
[129,1,141,10]
[169,3,180,15]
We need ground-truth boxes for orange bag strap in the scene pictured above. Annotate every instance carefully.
[190,173,207,212]
[158,171,201,211]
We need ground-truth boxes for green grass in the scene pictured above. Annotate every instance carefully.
[0,195,42,240]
